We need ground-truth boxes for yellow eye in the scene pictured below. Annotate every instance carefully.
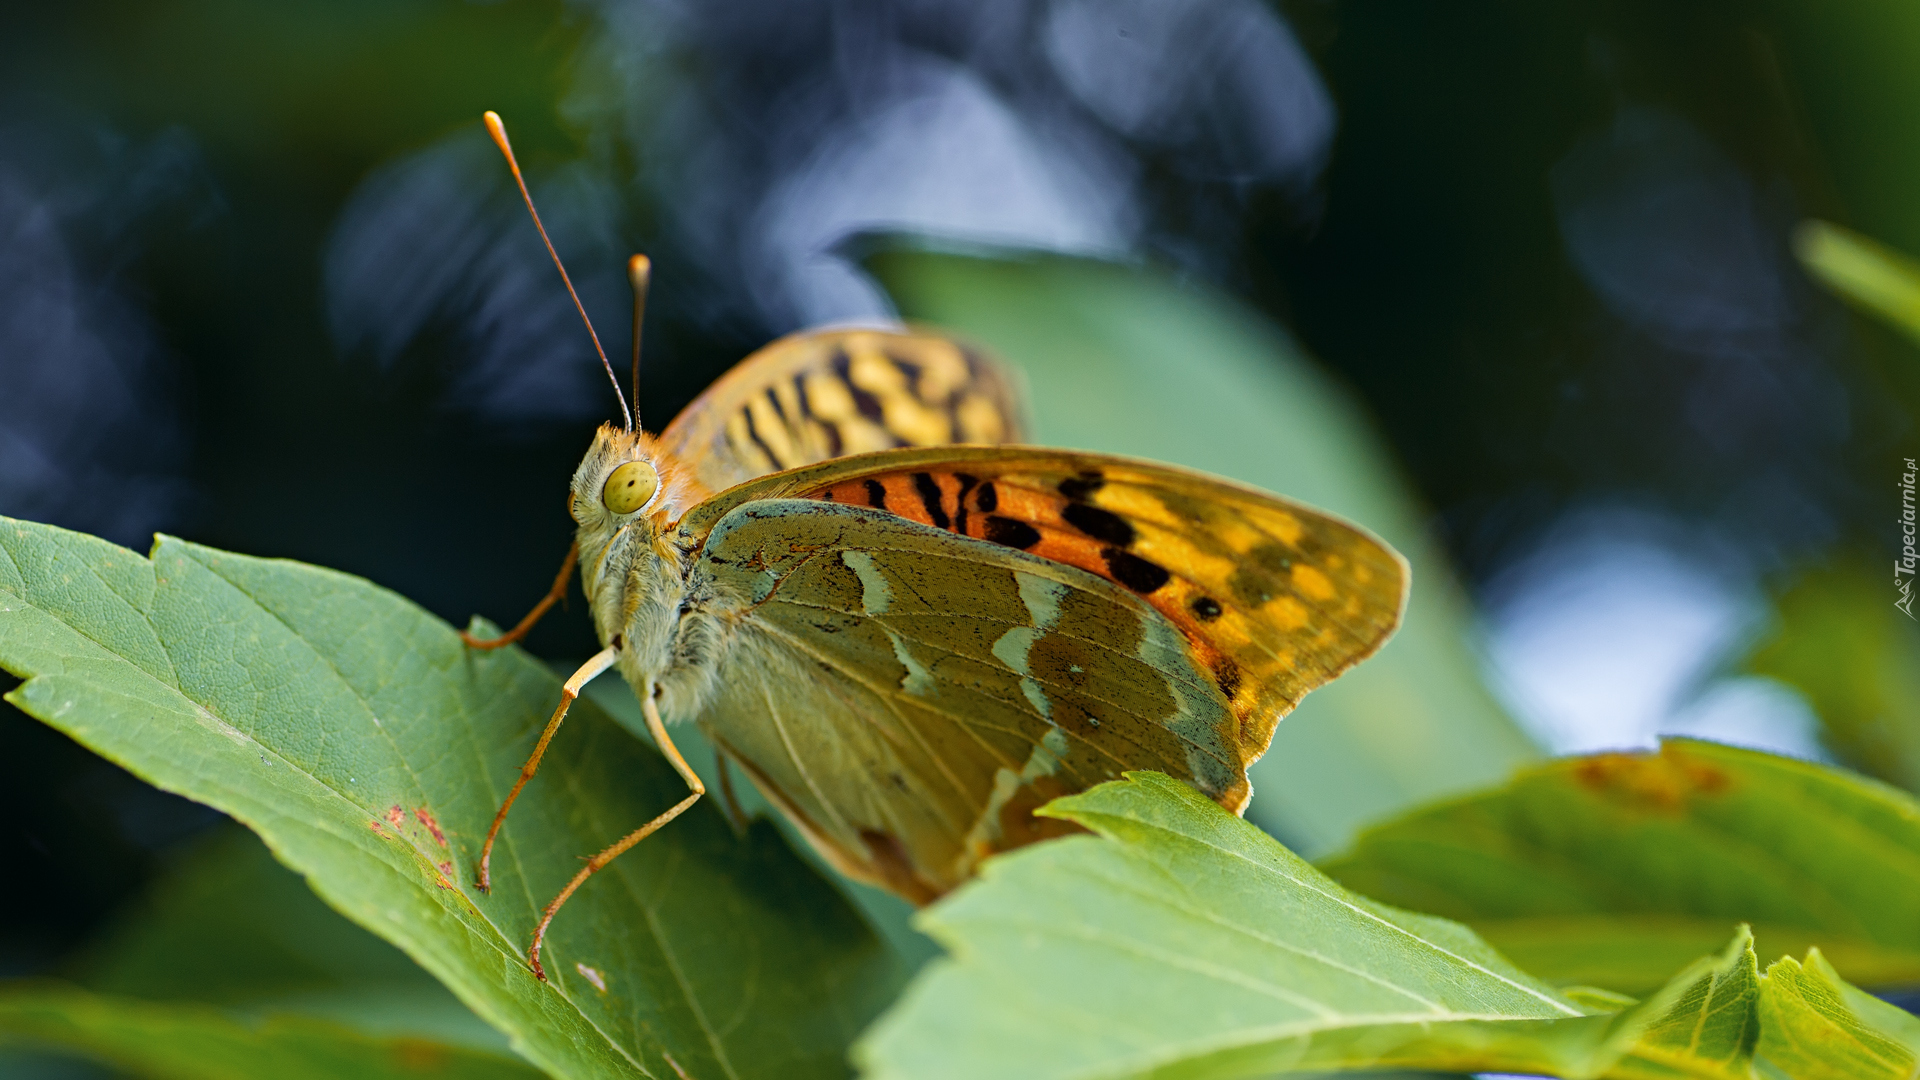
[602,460,660,515]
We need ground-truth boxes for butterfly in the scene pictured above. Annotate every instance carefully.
[469,112,1409,978]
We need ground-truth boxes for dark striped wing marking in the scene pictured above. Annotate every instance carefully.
[654,328,1029,496]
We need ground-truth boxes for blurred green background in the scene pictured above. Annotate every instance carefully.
[4,0,1919,1063]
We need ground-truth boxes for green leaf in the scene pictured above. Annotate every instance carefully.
[1320,739,1920,995]
[1542,930,1916,1080]
[855,773,1918,1080]
[854,771,1592,1080]
[0,985,541,1080]
[1742,559,1920,793]
[866,246,1540,855]
[1793,220,1920,348]
[1607,929,1760,1079]
[1757,951,1920,1079]
[0,517,905,1080]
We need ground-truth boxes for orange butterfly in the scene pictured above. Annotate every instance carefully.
[467,112,1407,978]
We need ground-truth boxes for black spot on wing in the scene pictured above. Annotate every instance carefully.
[1062,502,1135,547]
[1102,547,1170,593]
[864,479,888,508]
[1058,471,1104,502]
[953,473,979,534]
[912,472,950,529]
[1191,595,1223,621]
[984,515,1042,549]
[1215,657,1242,701]
[974,481,998,513]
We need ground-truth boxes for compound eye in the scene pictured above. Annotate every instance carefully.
[602,460,660,515]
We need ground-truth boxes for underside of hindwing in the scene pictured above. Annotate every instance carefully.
[690,498,1242,897]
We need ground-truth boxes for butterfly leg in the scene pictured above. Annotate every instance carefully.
[461,541,580,650]
[527,680,704,980]
[476,645,617,893]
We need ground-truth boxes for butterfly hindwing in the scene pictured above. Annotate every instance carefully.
[690,497,1241,897]
[654,328,1029,495]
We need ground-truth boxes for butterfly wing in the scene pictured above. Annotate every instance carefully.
[678,446,1406,898]
[654,328,1029,494]
[692,498,1241,899]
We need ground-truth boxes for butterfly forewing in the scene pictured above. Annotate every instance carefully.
[672,445,1407,894]
[654,328,1029,494]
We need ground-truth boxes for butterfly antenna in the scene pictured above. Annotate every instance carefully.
[483,111,633,432]
[627,254,650,430]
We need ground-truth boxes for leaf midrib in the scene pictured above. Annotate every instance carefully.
[1054,861,1453,1011]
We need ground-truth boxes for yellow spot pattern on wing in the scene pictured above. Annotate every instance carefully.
[1291,563,1336,601]
[656,328,1029,493]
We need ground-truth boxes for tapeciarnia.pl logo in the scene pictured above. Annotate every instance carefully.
[1901,457,1918,619]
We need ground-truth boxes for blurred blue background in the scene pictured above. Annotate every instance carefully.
[4,0,1919,998]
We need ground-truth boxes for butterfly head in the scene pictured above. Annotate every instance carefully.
[569,424,703,593]
[571,425,690,529]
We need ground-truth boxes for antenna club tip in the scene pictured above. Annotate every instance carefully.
[628,254,652,283]
[483,111,511,153]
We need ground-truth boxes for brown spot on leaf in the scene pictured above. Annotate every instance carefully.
[415,808,447,848]
[385,805,405,827]
[1571,745,1732,812]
